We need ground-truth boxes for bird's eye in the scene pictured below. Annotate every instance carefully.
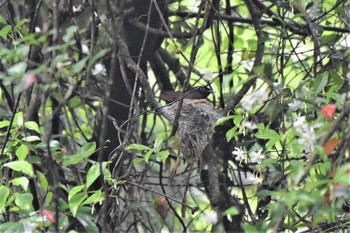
[199,87,205,91]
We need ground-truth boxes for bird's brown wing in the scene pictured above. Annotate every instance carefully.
[160,90,181,102]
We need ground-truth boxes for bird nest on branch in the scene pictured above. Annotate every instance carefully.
[163,99,222,161]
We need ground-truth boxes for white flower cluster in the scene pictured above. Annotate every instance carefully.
[232,147,266,164]
[241,88,269,111]
[293,116,316,154]
[288,100,303,111]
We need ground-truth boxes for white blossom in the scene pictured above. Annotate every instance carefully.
[288,100,303,111]
[232,147,246,163]
[92,63,106,76]
[200,211,218,225]
[293,116,316,154]
[250,150,266,164]
[249,175,263,184]
[293,116,307,133]
[202,68,214,81]
[242,121,258,130]
[241,88,269,111]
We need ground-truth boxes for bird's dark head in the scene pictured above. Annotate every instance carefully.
[188,86,214,99]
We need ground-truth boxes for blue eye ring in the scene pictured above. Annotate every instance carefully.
[199,87,205,91]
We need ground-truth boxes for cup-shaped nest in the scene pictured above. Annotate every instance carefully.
[163,99,222,160]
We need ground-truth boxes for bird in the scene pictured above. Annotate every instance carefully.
[160,86,214,103]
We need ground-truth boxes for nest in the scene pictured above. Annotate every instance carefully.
[163,99,222,160]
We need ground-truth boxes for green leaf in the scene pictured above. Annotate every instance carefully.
[24,121,41,134]
[82,189,102,205]
[63,25,78,42]
[89,48,111,65]
[10,177,29,191]
[23,136,41,142]
[14,18,29,30]
[256,129,280,140]
[133,157,145,165]
[68,185,85,201]
[154,132,168,153]
[243,224,260,232]
[144,149,154,163]
[37,171,48,191]
[72,56,89,73]
[15,144,29,160]
[0,120,10,128]
[214,115,235,127]
[0,186,10,212]
[157,150,170,164]
[63,142,96,166]
[224,206,239,216]
[81,142,96,156]
[233,115,243,127]
[86,163,101,189]
[313,73,328,94]
[0,25,11,39]
[334,164,350,185]
[3,160,34,177]
[0,16,6,24]
[126,143,151,151]
[69,193,87,217]
[15,193,34,212]
[77,214,99,233]
[226,127,238,142]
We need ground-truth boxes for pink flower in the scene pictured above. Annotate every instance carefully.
[24,74,37,89]
[320,104,336,120]
[42,209,55,224]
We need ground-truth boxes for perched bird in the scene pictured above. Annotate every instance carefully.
[160,86,214,103]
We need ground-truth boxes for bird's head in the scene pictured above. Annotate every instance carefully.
[188,86,214,99]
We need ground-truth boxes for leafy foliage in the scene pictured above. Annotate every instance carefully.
[0,0,349,232]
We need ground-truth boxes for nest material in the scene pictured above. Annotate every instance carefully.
[163,99,222,160]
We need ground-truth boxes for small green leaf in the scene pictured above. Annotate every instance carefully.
[14,18,29,30]
[243,224,260,232]
[126,143,151,151]
[23,136,41,142]
[0,120,10,128]
[82,189,102,205]
[89,48,111,65]
[144,149,154,163]
[133,157,145,165]
[10,177,29,191]
[3,160,34,177]
[81,142,96,157]
[15,144,29,160]
[24,121,41,134]
[154,132,168,153]
[86,163,101,189]
[224,206,239,216]
[334,164,350,185]
[72,56,89,73]
[313,73,328,95]
[233,115,243,127]
[0,25,11,39]
[157,150,170,164]
[226,127,238,142]
[37,171,48,191]
[69,193,87,217]
[77,214,100,233]
[256,129,280,140]
[63,142,96,166]
[214,115,235,127]
[0,186,10,212]
[15,193,34,212]
[68,185,85,201]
